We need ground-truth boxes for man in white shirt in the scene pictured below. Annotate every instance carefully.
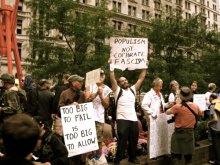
[109,63,147,165]
[141,78,168,119]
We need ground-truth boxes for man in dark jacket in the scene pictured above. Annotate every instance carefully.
[58,74,85,164]
[51,74,70,118]
[37,79,54,127]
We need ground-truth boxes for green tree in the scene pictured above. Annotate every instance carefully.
[26,0,113,80]
[145,13,213,92]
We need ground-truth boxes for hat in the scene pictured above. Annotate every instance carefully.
[179,86,193,101]
[0,73,15,84]
[67,74,84,82]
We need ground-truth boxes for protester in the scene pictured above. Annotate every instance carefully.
[85,69,111,163]
[37,79,54,127]
[168,80,181,107]
[58,74,85,164]
[33,116,69,165]
[166,86,203,165]
[190,81,198,95]
[204,83,217,120]
[51,74,70,118]
[141,77,169,119]
[23,76,38,116]
[0,114,40,165]
[58,74,85,110]
[207,93,220,165]
[109,60,147,164]
[189,80,201,147]
[0,73,22,120]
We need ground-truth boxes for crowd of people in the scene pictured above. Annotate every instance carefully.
[0,62,219,165]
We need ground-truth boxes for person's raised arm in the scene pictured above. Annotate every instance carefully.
[108,59,118,92]
[134,69,147,91]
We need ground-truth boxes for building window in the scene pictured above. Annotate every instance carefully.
[142,10,150,20]
[208,21,210,28]
[195,5,197,13]
[142,0,149,6]
[214,23,218,30]
[213,14,217,21]
[18,43,22,59]
[176,0,182,6]
[154,2,161,10]
[95,0,100,6]
[200,8,205,14]
[207,1,209,7]
[166,5,172,13]
[155,13,161,19]
[82,0,87,3]
[17,19,22,35]
[113,1,122,13]
[112,20,123,30]
[128,24,136,32]
[128,5,136,16]
[200,0,205,5]
[185,12,191,19]
[18,0,23,11]
[213,4,216,10]
[208,10,210,18]
[185,1,190,10]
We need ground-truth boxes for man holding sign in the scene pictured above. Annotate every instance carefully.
[58,74,85,164]
[108,59,147,164]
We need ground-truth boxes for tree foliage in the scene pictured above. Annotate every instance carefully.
[26,0,113,80]
[145,13,220,92]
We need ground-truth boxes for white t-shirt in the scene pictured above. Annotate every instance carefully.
[114,85,137,122]
[90,84,111,123]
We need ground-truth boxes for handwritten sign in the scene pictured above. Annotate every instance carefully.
[148,113,173,159]
[85,68,101,87]
[110,37,148,71]
[60,103,98,157]
[193,94,206,111]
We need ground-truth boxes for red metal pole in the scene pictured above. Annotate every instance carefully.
[4,9,13,74]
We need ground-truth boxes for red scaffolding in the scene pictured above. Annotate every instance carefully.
[0,0,23,85]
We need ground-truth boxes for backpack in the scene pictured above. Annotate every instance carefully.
[107,88,143,121]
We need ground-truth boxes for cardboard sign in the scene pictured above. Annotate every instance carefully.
[60,103,99,157]
[110,37,148,71]
[85,68,101,87]
[193,94,206,111]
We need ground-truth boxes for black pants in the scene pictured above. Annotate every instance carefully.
[115,119,139,162]
[210,128,220,165]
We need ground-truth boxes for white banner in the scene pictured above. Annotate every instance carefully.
[193,94,206,111]
[110,37,148,71]
[149,113,174,159]
[60,102,99,157]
